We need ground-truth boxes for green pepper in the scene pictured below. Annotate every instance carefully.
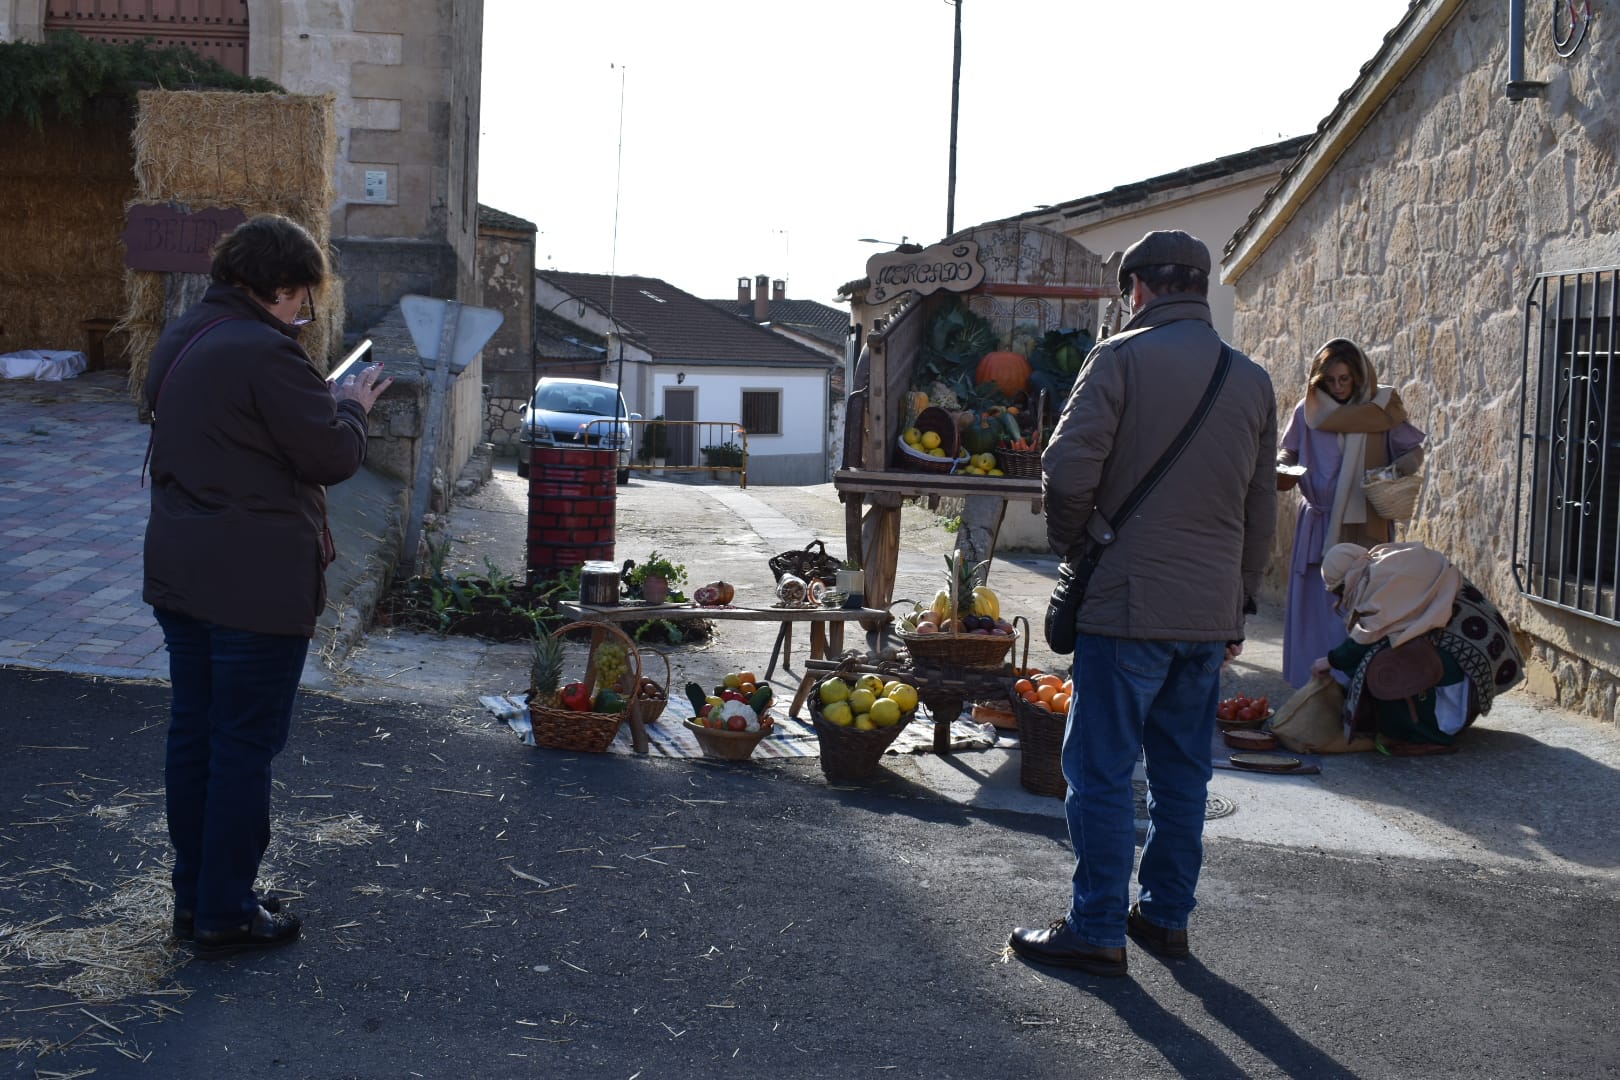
[593,688,626,714]
[749,685,774,714]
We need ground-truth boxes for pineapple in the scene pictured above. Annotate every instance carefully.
[530,632,565,708]
[932,553,990,630]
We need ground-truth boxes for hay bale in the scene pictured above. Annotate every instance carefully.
[123,90,340,394]
[0,104,137,358]
[132,90,336,213]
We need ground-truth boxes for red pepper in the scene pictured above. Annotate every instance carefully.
[560,681,592,711]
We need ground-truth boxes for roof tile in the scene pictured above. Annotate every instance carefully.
[538,271,832,367]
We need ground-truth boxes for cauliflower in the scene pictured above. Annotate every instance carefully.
[718,700,761,732]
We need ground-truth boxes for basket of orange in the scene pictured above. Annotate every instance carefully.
[1006,669,1074,797]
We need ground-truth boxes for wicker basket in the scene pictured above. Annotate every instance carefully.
[769,539,843,587]
[899,627,1017,671]
[995,447,1042,479]
[1006,680,1066,797]
[683,717,774,760]
[529,620,642,753]
[1363,468,1423,520]
[807,673,915,783]
[629,648,671,727]
[530,704,622,753]
[895,406,962,475]
[896,438,961,475]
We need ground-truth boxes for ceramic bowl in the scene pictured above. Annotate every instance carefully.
[1216,710,1273,732]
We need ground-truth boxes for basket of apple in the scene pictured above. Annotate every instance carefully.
[682,672,777,760]
[807,671,920,782]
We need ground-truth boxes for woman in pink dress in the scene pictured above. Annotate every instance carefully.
[1278,339,1426,686]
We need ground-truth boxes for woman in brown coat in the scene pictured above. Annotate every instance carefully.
[143,215,391,956]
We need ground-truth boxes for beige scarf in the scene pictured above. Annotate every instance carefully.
[1321,542,1461,647]
[1304,346,1407,549]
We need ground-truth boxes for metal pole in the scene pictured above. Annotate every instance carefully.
[399,300,462,577]
[946,0,962,237]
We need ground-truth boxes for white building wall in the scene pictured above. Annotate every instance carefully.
[649,368,827,458]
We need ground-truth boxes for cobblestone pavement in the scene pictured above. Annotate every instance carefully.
[0,372,168,678]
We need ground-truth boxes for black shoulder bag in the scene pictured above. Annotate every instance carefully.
[1044,344,1233,654]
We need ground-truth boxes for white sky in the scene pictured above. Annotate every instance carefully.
[478,0,1414,306]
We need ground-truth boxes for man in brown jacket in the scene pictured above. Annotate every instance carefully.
[1010,230,1276,975]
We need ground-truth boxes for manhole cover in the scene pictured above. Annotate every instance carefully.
[1133,780,1236,822]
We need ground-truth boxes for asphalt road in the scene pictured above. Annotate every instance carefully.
[4,666,1618,1079]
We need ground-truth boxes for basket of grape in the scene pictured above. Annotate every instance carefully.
[527,621,642,753]
[895,555,1019,671]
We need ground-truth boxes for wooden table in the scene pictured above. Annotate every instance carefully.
[558,601,892,738]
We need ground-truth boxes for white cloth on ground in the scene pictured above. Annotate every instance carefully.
[0,350,88,381]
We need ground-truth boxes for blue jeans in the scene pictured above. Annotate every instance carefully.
[1062,634,1224,947]
[154,608,309,933]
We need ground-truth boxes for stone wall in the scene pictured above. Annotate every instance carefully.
[1230,0,1620,724]
[476,222,536,449]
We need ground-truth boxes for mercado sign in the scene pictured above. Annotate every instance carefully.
[121,205,247,273]
[864,240,986,304]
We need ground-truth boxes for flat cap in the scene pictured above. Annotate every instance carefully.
[1117,229,1211,290]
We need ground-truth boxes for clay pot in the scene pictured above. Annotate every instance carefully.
[640,574,669,605]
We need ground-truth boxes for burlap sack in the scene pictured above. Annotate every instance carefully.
[1268,674,1375,754]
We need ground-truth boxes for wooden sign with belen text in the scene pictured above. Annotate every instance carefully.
[122,205,247,273]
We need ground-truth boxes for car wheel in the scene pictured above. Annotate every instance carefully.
[617,468,630,485]
[516,455,530,479]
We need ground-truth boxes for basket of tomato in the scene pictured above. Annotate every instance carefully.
[1216,693,1272,731]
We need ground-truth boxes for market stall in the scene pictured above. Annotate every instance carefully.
[838,222,1114,614]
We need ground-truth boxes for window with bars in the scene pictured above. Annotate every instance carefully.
[741,390,781,436]
[1514,267,1620,623]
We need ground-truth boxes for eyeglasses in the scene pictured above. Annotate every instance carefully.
[291,287,314,328]
[1119,276,1133,303]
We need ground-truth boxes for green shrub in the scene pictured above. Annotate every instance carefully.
[0,32,284,131]
[701,441,744,467]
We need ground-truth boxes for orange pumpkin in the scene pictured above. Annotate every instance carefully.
[976,351,1031,397]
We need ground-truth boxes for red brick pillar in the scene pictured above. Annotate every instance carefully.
[526,447,617,579]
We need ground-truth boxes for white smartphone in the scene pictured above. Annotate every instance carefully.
[327,353,376,385]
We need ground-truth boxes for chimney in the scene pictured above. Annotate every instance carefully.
[754,274,769,322]
[772,279,785,301]
[737,276,751,302]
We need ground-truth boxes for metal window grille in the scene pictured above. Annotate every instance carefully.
[741,390,781,436]
[1514,266,1620,622]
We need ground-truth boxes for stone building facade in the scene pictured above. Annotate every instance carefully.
[1,0,490,529]
[1225,0,1620,723]
[475,205,537,451]
[0,0,486,333]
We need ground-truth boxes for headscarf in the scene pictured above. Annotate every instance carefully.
[1303,339,1408,548]
[1320,541,1461,647]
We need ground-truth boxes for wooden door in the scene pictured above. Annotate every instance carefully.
[46,0,251,75]
[664,388,696,466]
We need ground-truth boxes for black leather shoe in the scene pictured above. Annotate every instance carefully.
[173,894,283,942]
[1127,903,1190,959]
[193,905,302,958]
[1008,919,1127,976]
